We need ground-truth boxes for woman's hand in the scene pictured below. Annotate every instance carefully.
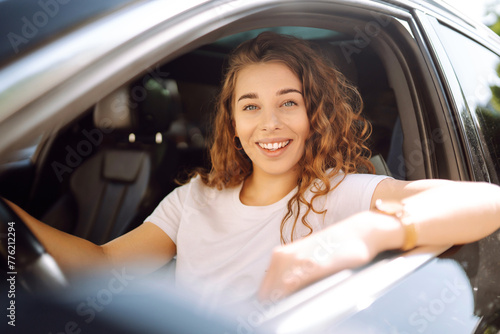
[258,211,404,301]
[258,180,500,302]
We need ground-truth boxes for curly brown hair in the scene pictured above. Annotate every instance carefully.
[196,31,374,243]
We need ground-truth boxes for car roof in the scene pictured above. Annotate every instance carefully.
[0,0,493,66]
[0,0,138,66]
[388,0,496,36]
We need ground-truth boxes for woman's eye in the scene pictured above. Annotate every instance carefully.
[283,101,297,107]
[243,105,258,111]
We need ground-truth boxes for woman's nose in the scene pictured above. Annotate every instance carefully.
[260,108,282,131]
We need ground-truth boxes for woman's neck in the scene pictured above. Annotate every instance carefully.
[239,168,298,206]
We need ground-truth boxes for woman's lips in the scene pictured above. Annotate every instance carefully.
[257,140,290,151]
[255,139,292,156]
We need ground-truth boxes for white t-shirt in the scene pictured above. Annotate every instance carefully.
[145,172,389,306]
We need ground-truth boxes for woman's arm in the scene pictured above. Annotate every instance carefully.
[258,179,500,300]
[6,199,176,278]
[370,179,500,247]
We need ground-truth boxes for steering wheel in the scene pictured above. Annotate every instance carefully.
[0,198,67,291]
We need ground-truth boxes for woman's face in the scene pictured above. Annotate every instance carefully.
[233,62,310,178]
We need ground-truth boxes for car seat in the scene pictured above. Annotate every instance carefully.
[42,79,180,244]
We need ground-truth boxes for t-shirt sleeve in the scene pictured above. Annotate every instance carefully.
[143,182,191,245]
[326,173,392,223]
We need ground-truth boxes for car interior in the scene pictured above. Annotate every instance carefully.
[0,23,422,245]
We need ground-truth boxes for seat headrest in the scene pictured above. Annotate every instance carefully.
[94,86,134,131]
[93,79,180,136]
[135,78,180,134]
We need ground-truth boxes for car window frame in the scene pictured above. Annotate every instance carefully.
[433,18,500,184]
[414,10,500,184]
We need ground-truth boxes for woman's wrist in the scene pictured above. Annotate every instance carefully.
[331,211,406,258]
[364,210,407,253]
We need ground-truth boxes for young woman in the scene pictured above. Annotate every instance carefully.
[7,32,500,306]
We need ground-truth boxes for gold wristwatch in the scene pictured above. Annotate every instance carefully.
[375,199,417,251]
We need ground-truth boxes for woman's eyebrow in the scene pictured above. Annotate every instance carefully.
[237,92,258,102]
[277,88,303,96]
[237,88,302,102]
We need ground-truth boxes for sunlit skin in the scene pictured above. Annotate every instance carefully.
[233,62,310,206]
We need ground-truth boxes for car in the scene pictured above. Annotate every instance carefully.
[1,0,500,333]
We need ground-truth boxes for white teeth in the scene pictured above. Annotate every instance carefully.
[258,140,290,151]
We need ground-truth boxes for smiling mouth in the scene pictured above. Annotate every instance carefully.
[257,140,291,151]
